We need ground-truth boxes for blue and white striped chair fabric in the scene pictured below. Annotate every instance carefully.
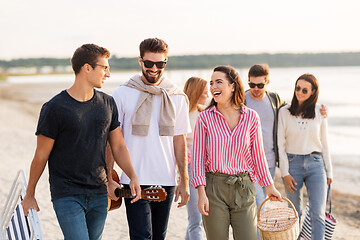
[6,198,31,240]
[0,170,43,240]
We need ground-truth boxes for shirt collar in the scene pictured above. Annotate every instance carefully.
[208,105,247,115]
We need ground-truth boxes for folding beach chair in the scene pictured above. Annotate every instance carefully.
[0,170,43,240]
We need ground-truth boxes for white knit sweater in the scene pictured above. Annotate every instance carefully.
[278,104,333,178]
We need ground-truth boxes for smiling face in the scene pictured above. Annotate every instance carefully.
[248,75,268,100]
[295,79,314,105]
[210,71,234,106]
[139,52,167,85]
[88,57,110,88]
[198,86,209,105]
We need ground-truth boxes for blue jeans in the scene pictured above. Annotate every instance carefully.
[52,193,108,240]
[255,167,276,240]
[123,185,175,240]
[186,164,205,240]
[284,153,326,240]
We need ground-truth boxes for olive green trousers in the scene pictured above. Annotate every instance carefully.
[203,172,257,240]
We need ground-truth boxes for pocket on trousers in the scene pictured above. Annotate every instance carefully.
[311,153,323,161]
[238,181,256,208]
[287,153,296,162]
[247,182,256,198]
[205,174,215,199]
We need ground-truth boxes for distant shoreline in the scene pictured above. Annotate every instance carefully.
[2,52,360,74]
[2,65,360,81]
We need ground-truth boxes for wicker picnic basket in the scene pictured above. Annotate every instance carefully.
[257,197,299,240]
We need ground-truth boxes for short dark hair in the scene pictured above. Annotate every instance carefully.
[207,65,245,110]
[71,44,110,75]
[139,38,169,58]
[248,64,269,80]
[289,73,319,119]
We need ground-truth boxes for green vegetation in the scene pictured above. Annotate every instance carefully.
[164,52,360,69]
[1,52,360,71]
[0,58,69,68]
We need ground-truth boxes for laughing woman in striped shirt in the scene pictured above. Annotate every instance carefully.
[190,65,282,240]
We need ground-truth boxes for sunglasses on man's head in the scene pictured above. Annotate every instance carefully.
[295,86,309,94]
[248,82,265,89]
[141,58,167,69]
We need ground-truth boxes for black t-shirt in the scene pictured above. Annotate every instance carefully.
[36,89,120,200]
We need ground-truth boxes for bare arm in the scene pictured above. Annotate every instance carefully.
[173,134,190,207]
[105,142,114,179]
[21,135,54,216]
[108,127,141,203]
[105,142,119,201]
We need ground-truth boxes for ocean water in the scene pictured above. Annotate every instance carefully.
[6,66,360,195]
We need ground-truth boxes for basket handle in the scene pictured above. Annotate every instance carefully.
[257,197,298,221]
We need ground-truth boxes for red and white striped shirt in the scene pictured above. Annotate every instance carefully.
[190,105,273,188]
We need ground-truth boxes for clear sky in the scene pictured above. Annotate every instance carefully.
[1,0,359,60]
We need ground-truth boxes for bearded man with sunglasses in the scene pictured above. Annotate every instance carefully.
[108,38,191,240]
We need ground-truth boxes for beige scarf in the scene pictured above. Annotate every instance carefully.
[124,74,187,136]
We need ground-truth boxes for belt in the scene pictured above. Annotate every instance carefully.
[206,172,253,207]
[206,172,251,186]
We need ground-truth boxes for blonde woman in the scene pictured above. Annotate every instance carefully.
[183,77,208,240]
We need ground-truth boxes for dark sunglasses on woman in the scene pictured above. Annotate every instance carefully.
[295,86,309,94]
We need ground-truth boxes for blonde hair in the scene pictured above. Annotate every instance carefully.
[183,77,208,112]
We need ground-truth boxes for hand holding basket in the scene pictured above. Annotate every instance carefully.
[257,197,299,240]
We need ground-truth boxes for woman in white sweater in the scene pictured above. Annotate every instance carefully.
[278,73,333,240]
[183,77,208,240]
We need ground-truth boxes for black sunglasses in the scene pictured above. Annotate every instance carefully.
[248,82,265,89]
[141,58,167,69]
[295,86,309,94]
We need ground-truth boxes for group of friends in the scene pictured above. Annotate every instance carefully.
[20,38,333,240]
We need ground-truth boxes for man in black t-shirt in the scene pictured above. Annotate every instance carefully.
[21,44,141,240]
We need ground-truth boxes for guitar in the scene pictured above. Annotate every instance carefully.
[108,169,167,211]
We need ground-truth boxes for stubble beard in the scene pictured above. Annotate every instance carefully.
[250,90,265,100]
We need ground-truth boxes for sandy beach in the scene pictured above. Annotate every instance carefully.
[0,82,359,239]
